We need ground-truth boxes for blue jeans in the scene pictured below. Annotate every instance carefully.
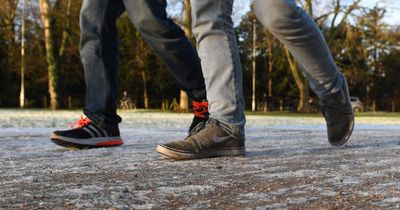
[254,0,345,99]
[191,0,246,138]
[80,0,206,128]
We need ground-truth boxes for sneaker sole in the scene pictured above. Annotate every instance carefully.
[156,144,246,160]
[50,133,123,149]
[329,118,355,147]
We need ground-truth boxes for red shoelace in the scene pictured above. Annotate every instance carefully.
[192,100,209,119]
[70,116,91,128]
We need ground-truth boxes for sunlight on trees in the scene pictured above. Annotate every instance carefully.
[0,0,399,112]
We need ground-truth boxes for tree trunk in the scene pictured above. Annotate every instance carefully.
[179,91,188,112]
[265,31,274,112]
[4,0,18,70]
[136,32,149,109]
[285,47,309,112]
[20,0,26,108]
[183,0,192,38]
[282,0,316,112]
[58,0,72,59]
[251,19,257,111]
[39,0,59,110]
[141,69,149,109]
[267,40,273,98]
[179,0,192,112]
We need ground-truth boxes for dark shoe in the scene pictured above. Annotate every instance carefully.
[320,79,354,146]
[189,100,209,133]
[50,116,123,149]
[157,119,246,160]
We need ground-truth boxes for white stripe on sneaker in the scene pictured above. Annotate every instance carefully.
[97,126,109,137]
[83,127,96,138]
[88,125,102,137]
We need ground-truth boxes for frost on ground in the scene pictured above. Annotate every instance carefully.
[1,109,400,209]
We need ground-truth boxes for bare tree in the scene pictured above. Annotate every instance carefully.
[135,32,150,109]
[283,0,313,112]
[20,0,26,108]
[177,0,192,112]
[1,0,19,86]
[38,0,72,109]
[39,0,58,109]
[284,0,362,112]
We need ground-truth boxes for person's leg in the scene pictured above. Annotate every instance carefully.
[50,0,125,148]
[122,0,206,101]
[190,0,246,135]
[156,0,246,160]
[123,0,208,132]
[254,0,354,146]
[80,0,125,128]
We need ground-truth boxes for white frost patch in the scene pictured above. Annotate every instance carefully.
[63,185,104,195]
[375,182,400,188]
[376,197,400,209]
[261,202,288,209]
[319,189,337,197]
[1,110,400,208]
[239,192,271,200]
[365,161,388,167]
[157,185,215,194]
[270,188,290,196]
[1,110,400,130]
[257,169,317,180]
[122,204,155,209]
[340,177,360,185]
[287,197,308,204]
[380,197,400,203]
[356,191,371,197]
[211,180,231,187]
[134,190,152,197]
[361,171,388,178]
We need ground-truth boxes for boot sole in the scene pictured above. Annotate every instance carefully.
[329,118,355,147]
[156,144,246,160]
[50,134,123,149]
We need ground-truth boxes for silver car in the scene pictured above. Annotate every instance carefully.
[350,97,364,112]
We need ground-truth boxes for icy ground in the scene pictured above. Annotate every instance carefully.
[1,109,400,209]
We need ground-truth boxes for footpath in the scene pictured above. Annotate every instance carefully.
[0,110,400,209]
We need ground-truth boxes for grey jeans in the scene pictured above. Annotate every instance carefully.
[80,0,206,128]
[254,0,345,99]
[191,0,246,138]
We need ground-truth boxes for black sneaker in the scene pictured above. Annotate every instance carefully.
[50,116,123,149]
[320,79,354,146]
[157,119,246,160]
[189,100,209,133]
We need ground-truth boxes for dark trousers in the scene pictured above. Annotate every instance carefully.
[80,0,206,127]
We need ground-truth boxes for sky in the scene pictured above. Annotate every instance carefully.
[233,0,400,26]
[360,0,400,25]
[167,0,400,26]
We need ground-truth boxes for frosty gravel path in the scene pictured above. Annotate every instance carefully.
[1,109,400,209]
